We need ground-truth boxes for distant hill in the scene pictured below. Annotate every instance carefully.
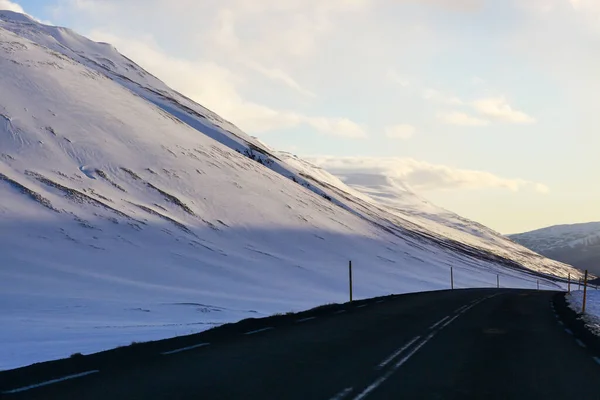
[510,222,600,275]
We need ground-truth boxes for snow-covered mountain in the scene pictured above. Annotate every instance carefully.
[0,11,580,370]
[510,222,600,275]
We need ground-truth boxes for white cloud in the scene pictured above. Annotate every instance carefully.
[419,0,483,11]
[438,112,489,127]
[54,0,370,97]
[517,0,559,13]
[308,156,550,193]
[209,7,316,97]
[568,0,600,31]
[203,0,370,60]
[387,69,410,87]
[89,31,364,138]
[243,61,316,97]
[570,0,593,10]
[535,183,550,194]
[423,89,464,105]
[385,124,417,139]
[0,1,52,24]
[473,97,536,124]
[518,0,600,24]
[304,117,367,138]
[0,0,24,13]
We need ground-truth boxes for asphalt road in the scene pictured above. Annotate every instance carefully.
[3,289,600,399]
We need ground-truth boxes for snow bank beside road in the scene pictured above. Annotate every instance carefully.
[567,290,600,335]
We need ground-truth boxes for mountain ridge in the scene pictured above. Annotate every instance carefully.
[510,221,600,275]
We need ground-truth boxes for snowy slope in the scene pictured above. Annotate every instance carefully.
[0,12,581,370]
[0,10,576,279]
[279,153,577,277]
[510,222,600,274]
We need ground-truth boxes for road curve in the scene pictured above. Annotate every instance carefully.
[3,289,600,399]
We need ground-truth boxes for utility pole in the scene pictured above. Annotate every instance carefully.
[582,270,589,314]
[349,260,353,303]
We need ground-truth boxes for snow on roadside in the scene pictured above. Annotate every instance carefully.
[567,289,600,335]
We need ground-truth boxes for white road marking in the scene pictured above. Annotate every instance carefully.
[357,304,367,308]
[161,343,210,355]
[244,327,273,335]
[296,317,316,323]
[352,368,395,400]
[428,316,450,330]
[393,332,435,368]
[2,370,100,394]
[558,320,564,326]
[354,333,436,400]
[455,305,468,313]
[351,295,493,400]
[576,339,587,348]
[459,300,482,314]
[334,310,347,314]
[378,336,421,369]
[460,304,476,313]
[565,328,573,335]
[593,357,600,366]
[376,300,385,304]
[440,314,461,329]
[329,387,354,400]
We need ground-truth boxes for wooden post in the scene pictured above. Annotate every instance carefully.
[582,270,589,314]
[537,280,539,291]
[497,275,499,289]
[568,273,571,293]
[348,260,353,303]
[451,267,454,290]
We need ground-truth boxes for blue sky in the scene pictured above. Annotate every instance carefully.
[3,0,600,234]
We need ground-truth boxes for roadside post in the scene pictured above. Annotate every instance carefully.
[349,260,353,303]
[568,273,571,293]
[497,275,499,289]
[537,280,539,291]
[451,267,454,290]
[582,270,589,314]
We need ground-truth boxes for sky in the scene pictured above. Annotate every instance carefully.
[2,0,600,234]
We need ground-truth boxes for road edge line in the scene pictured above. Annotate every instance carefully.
[161,343,210,355]
[2,370,100,394]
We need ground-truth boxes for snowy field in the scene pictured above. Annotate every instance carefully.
[567,289,600,335]
[0,11,583,371]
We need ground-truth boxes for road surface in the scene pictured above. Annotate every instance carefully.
[3,289,600,399]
